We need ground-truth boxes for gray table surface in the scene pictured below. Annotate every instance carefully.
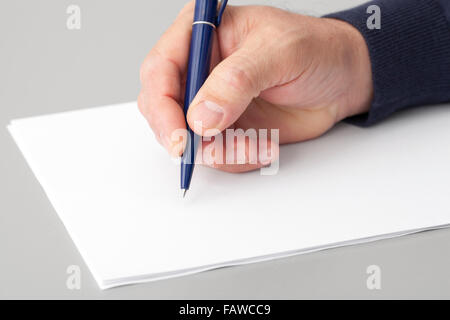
[2,0,450,299]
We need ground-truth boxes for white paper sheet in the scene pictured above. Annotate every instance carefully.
[7,102,450,289]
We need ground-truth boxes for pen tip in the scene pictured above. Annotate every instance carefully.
[182,189,187,198]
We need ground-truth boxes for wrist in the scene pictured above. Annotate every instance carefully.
[324,18,373,120]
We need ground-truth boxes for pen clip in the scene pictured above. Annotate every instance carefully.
[216,0,228,27]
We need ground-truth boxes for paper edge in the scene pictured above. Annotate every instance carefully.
[8,101,135,126]
[99,224,450,290]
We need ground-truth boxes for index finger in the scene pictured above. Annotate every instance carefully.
[138,1,195,156]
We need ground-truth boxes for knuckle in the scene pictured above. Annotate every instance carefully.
[139,52,160,83]
[137,92,148,117]
[220,62,257,94]
[137,94,156,129]
[139,60,151,83]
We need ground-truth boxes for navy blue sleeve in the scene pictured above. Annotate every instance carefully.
[439,0,450,20]
[325,0,450,126]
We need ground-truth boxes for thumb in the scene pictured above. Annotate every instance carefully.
[187,49,274,136]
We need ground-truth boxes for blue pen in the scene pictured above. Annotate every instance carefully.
[181,0,228,197]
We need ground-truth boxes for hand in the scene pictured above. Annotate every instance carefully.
[138,2,373,172]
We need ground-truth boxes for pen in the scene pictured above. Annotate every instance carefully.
[181,0,228,197]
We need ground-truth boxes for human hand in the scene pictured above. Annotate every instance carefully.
[138,2,373,172]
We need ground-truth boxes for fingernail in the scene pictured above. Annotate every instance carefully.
[191,101,224,129]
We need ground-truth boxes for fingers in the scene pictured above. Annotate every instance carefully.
[138,92,187,157]
[186,45,277,137]
[140,1,195,80]
[138,1,195,155]
[198,129,279,173]
[185,6,305,137]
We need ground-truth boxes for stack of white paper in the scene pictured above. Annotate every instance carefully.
[7,102,450,289]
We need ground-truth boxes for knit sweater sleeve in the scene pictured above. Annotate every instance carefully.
[325,0,450,126]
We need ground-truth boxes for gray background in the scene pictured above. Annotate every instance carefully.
[1,0,450,299]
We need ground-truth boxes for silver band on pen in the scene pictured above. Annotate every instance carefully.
[192,21,216,28]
